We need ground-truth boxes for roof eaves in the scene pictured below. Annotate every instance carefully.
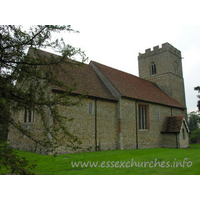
[121,95,184,109]
[161,116,186,134]
[161,131,180,134]
[51,88,117,102]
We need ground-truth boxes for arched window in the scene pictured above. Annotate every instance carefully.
[150,62,156,75]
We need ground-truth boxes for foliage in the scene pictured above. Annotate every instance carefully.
[194,86,200,112]
[0,142,36,174]
[188,111,200,132]
[190,87,200,143]
[0,121,8,142]
[0,25,87,174]
[190,128,200,143]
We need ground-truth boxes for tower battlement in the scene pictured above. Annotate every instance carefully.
[138,42,186,108]
[138,43,181,59]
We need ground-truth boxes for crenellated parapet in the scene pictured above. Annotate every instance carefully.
[138,43,181,59]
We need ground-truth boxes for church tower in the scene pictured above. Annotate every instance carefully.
[138,42,186,108]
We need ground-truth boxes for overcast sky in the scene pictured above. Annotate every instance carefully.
[63,24,200,113]
[4,0,200,113]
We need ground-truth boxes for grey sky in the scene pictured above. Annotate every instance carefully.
[4,0,200,113]
[62,24,200,113]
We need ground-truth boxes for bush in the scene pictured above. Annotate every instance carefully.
[0,124,8,142]
[190,128,200,143]
[0,142,37,175]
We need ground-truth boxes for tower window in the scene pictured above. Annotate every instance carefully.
[150,62,157,75]
[174,62,178,75]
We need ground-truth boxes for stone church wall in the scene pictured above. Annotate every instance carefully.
[8,95,187,154]
[120,98,137,150]
[120,99,186,150]
[56,97,96,154]
[178,123,189,148]
[8,106,49,154]
[162,133,177,148]
[8,96,118,154]
[138,103,171,149]
[95,100,118,151]
[44,96,118,154]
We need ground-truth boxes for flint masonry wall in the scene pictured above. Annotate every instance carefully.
[57,97,96,153]
[120,97,186,150]
[8,107,48,154]
[8,94,186,154]
[120,98,137,149]
[8,96,118,155]
[138,103,168,149]
[63,97,118,153]
[137,103,175,149]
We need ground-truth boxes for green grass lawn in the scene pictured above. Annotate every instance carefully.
[4,144,200,175]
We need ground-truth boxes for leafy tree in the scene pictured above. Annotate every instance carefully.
[194,86,200,112]
[188,111,200,143]
[0,109,8,142]
[0,25,87,174]
[0,142,36,175]
[188,111,199,132]
[190,128,200,143]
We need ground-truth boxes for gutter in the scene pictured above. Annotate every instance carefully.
[121,95,184,110]
[95,99,97,151]
[118,97,123,150]
[176,133,179,149]
[51,89,117,102]
[135,101,138,149]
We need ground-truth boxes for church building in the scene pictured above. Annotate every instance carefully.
[8,43,190,154]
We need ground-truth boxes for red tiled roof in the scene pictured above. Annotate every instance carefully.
[58,64,116,101]
[161,116,184,133]
[91,61,184,108]
[30,48,185,108]
[29,48,116,101]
